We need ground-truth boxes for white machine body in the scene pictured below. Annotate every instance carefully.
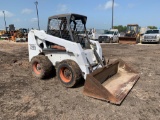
[28,29,103,79]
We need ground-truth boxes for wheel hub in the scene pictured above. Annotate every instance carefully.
[64,69,72,80]
[36,64,41,71]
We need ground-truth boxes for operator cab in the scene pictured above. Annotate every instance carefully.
[125,24,139,37]
[47,13,89,48]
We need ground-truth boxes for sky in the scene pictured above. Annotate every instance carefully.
[0,0,160,30]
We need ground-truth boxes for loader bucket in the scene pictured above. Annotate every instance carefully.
[119,37,137,44]
[83,59,140,104]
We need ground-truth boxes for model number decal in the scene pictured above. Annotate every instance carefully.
[30,44,36,50]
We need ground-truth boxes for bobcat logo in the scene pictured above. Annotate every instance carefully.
[30,44,36,50]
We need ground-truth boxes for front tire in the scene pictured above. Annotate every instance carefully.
[117,38,119,43]
[31,55,53,79]
[56,60,82,88]
[110,38,113,43]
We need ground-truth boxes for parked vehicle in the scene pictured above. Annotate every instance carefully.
[0,30,5,36]
[0,32,11,39]
[88,28,119,43]
[88,28,104,42]
[139,27,150,42]
[15,28,28,42]
[1,24,15,40]
[119,24,140,44]
[98,30,119,43]
[110,29,120,37]
[141,29,160,43]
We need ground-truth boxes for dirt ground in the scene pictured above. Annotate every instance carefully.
[0,40,160,120]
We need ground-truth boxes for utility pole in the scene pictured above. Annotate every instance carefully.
[112,0,114,29]
[34,1,40,30]
[2,11,7,32]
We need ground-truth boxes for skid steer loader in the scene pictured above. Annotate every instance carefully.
[28,13,139,104]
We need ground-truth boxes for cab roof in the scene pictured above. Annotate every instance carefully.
[48,13,87,20]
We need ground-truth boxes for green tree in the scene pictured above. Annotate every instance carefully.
[148,26,157,29]
[113,25,127,32]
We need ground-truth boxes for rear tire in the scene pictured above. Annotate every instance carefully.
[56,60,82,88]
[31,55,53,79]
[117,38,119,43]
[110,39,113,43]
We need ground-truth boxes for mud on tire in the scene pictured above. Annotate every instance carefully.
[56,60,82,88]
[31,55,53,79]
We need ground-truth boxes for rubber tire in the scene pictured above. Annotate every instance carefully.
[31,55,53,79]
[110,39,113,43]
[136,37,140,43]
[56,60,82,88]
[117,38,119,43]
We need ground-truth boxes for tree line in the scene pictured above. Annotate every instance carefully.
[111,25,157,32]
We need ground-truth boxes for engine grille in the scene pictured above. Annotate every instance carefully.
[99,36,109,39]
[144,36,156,39]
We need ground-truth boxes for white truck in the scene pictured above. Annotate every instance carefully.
[98,29,119,43]
[88,28,104,41]
[139,27,150,42]
[88,28,119,43]
[110,29,120,37]
[141,29,160,43]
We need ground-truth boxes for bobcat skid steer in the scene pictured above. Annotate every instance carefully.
[28,13,140,104]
